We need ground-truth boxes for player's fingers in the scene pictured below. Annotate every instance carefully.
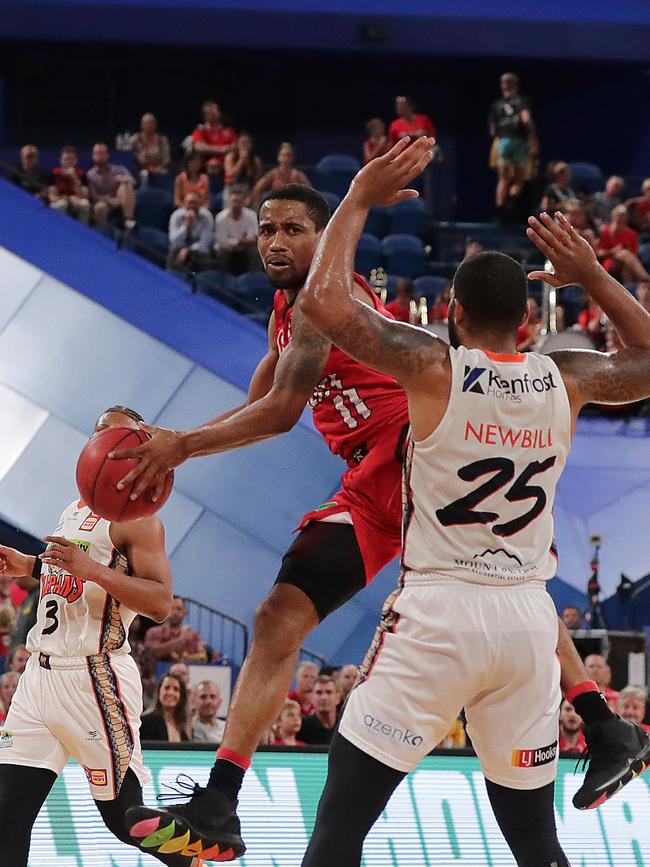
[152,473,166,504]
[527,271,562,288]
[556,210,583,244]
[382,137,411,163]
[44,536,70,546]
[539,211,573,246]
[108,445,145,460]
[525,226,555,259]
[116,459,149,490]
[130,466,158,500]
[391,190,420,205]
[527,215,563,252]
[395,137,431,173]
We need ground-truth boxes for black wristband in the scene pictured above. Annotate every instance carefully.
[31,555,42,580]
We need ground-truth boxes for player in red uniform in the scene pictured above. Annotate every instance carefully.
[117,183,644,862]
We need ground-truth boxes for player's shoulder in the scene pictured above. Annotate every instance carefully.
[112,514,165,547]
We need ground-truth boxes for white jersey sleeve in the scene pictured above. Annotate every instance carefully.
[26,500,137,657]
[402,346,572,585]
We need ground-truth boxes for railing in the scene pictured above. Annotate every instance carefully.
[183,596,249,668]
[298,646,328,668]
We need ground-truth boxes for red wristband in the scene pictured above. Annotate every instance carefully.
[217,747,251,770]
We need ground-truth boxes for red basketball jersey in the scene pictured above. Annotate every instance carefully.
[273,274,409,463]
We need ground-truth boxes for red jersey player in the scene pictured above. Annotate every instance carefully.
[116,181,643,862]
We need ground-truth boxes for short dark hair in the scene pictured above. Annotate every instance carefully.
[453,251,527,332]
[262,184,330,231]
[100,405,144,424]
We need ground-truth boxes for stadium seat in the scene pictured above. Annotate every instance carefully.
[134,187,174,231]
[568,162,604,195]
[318,190,341,213]
[355,233,382,278]
[364,206,390,238]
[122,225,169,267]
[413,275,448,304]
[237,272,276,312]
[315,154,360,198]
[195,270,239,307]
[146,172,175,193]
[388,198,427,236]
[381,234,427,278]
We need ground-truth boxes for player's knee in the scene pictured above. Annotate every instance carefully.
[252,592,312,655]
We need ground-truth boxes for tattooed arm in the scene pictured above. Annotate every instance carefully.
[298,138,449,391]
[527,211,650,413]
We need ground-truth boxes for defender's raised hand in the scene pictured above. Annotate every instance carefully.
[346,136,435,209]
[527,211,601,288]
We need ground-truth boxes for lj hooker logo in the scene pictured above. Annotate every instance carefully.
[512,740,558,768]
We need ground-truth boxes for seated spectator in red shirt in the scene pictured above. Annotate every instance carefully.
[558,699,586,754]
[145,596,207,663]
[617,686,650,732]
[388,95,435,146]
[223,132,263,205]
[252,142,311,208]
[87,142,136,229]
[516,297,541,352]
[298,675,340,745]
[585,653,619,710]
[10,144,48,201]
[578,298,606,349]
[191,100,237,174]
[174,152,210,210]
[385,278,415,323]
[0,671,20,724]
[597,205,650,283]
[48,146,91,224]
[132,112,171,178]
[288,660,318,716]
[363,118,390,165]
[627,177,650,234]
[430,283,451,323]
[273,699,306,746]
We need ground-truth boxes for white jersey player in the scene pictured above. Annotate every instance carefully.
[0,406,196,867]
[294,138,650,867]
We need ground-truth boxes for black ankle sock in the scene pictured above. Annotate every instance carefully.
[207,759,245,801]
[572,689,614,725]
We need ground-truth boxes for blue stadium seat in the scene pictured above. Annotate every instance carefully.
[388,198,427,236]
[318,190,341,214]
[412,275,448,304]
[364,206,390,238]
[195,270,239,307]
[237,272,276,312]
[568,162,604,195]
[135,188,174,231]
[381,234,426,278]
[146,172,175,193]
[354,233,382,278]
[122,225,169,267]
[315,154,360,198]
[639,243,650,270]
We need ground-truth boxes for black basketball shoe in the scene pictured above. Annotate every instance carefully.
[127,777,245,863]
[572,716,650,810]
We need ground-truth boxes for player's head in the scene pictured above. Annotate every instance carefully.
[258,185,330,291]
[312,675,339,714]
[94,405,144,435]
[196,680,222,721]
[559,699,582,734]
[500,72,519,97]
[448,251,528,349]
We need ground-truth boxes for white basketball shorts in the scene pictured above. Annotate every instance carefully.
[340,575,561,790]
[0,652,150,800]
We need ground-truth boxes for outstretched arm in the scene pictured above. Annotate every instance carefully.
[527,211,650,410]
[112,306,330,498]
[298,138,448,389]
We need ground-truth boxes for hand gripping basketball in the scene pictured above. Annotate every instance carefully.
[108,423,185,502]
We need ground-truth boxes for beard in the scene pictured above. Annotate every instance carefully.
[266,265,308,292]
[447,301,461,349]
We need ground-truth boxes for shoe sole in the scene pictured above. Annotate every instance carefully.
[127,807,246,862]
[573,739,650,810]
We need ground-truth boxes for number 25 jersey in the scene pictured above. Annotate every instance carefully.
[26,500,137,657]
[402,347,572,585]
[273,274,409,464]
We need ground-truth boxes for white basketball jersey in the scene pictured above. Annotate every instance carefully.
[26,500,137,657]
[402,346,572,585]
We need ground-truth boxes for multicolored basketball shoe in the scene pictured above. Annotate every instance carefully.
[572,717,650,809]
[126,777,245,863]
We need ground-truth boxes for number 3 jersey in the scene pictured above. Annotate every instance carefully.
[273,275,409,464]
[26,500,137,657]
[402,347,571,585]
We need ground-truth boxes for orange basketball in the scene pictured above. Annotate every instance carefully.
[76,426,174,522]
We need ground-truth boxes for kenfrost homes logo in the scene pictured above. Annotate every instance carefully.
[512,740,558,768]
[364,714,423,747]
[462,365,557,402]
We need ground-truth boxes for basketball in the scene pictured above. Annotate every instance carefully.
[76,426,174,522]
